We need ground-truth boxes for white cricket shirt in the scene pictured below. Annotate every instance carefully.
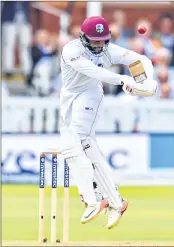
[61,38,153,92]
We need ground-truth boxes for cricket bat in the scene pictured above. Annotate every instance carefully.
[128,60,147,83]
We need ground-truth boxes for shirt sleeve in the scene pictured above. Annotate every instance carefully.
[109,44,154,80]
[62,45,123,85]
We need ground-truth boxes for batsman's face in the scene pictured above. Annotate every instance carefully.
[89,40,105,53]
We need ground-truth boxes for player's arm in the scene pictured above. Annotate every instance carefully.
[62,46,132,86]
[110,45,157,96]
[110,44,154,80]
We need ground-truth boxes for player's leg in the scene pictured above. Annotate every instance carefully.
[80,181,107,214]
[60,127,107,224]
[60,87,107,224]
[94,181,128,216]
[80,178,127,215]
[82,136,128,229]
[80,181,128,217]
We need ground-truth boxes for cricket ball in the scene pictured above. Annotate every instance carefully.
[137,25,147,34]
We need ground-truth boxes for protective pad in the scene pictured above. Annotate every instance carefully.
[82,137,122,209]
[60,129,97,205]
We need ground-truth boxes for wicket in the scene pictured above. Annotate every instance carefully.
[39,152,69,243]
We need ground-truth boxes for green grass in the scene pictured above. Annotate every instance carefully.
[2,185,174,243]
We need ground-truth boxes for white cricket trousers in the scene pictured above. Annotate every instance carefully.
[60,84,104,138]
[60,85,122,208]
[59,85,103,205]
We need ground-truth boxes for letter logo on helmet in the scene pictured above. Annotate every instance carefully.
[96,24,104,33]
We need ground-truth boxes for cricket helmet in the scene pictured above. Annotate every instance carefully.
[80,16,111,54]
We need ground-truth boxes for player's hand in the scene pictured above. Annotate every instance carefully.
[122,77,158,97]
[120,75,135,94]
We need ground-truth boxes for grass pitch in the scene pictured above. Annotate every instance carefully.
[2,240,174,246]
[2,185,174,246]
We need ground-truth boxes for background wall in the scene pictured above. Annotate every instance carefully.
[30,2,174,33]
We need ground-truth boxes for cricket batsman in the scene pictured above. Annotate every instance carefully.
[60,16,157,229]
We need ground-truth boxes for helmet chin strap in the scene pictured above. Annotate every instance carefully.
[80,31,109,56]
[88,44,103,54]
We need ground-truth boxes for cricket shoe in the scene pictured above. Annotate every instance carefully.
[107,199,128,229]
[80,192,108,214]
[103,197,128,216]
[80,199,108,224]
[80,181,108,214]
[121,198,128,216]
[80,194,88,208]
[94,187,108,214]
